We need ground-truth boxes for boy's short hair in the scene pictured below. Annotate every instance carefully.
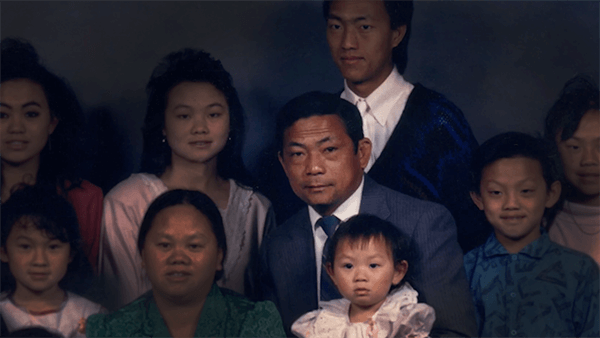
[324,214,416,288]
[469,132,563,224]
[470,132,561,193]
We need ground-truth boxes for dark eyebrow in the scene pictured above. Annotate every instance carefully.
[207,103,225,109]
[22,101,42,108]
[157,233,207,240]
[172,102,225,110]
[570,136,600,142]
[286,141,307,149]
[172,104,192,110]
[15,236,33,241]
[285,136,335,149]
[1,101,43,109]
[316,136,333,147]
[327,14,369,23]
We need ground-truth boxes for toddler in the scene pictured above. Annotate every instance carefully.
[465,132,599,337]
[0,185,105,337]
[292,214,435,338]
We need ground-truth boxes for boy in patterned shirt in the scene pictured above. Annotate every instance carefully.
[464,132,599,337]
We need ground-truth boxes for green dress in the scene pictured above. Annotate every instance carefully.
[86,284,285,337]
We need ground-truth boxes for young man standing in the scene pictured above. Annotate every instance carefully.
[325,0,487,252]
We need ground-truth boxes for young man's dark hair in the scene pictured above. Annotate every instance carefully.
[322,0,414,73]
[275,91,364,153]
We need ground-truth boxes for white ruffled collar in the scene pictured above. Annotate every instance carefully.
[292,283,434,338]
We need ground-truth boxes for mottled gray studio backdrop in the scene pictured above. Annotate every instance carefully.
[2,1,599,193]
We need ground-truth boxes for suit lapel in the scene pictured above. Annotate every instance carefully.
[359,176,391,220]
[281,209,318,311]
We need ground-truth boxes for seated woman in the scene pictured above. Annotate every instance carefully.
[0,38,103,272]
[87,190,285,337]
[545,74,600,265]
[99,48,274,308]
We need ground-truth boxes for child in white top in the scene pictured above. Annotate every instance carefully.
[292,214,435,338]
[0,186,105,337]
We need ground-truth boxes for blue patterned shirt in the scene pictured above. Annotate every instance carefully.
[464,231,599,337]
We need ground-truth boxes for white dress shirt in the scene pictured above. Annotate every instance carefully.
[308,175,365,307]
[341,67,415,172]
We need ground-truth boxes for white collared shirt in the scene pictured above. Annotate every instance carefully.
[341,67,415,172]
[309,175,365,306]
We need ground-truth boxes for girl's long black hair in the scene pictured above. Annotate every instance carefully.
[1,37,86,195]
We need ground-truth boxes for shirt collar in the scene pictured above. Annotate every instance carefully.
[340,66,412,126]
[143,283,225,337]
[483,228,552,259]
[309,175,365,229]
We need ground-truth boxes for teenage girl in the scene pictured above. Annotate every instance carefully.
[545,74,600,265]
[1,38,103,272]
[0,185,105,337]
[100,48,275,308]
[292,214,435,338]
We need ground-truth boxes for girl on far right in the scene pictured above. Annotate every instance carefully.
[545,74,600,265]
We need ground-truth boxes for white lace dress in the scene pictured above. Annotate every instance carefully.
[292,283,435,338]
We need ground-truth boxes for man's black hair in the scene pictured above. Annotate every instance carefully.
[276,91,364,153]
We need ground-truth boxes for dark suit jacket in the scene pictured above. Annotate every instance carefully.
[258,176,477,337]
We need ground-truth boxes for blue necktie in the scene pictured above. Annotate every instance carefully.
[318,216,342,301]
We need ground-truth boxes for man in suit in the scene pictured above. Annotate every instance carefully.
[324,0,489,252]
[258,91,477,337]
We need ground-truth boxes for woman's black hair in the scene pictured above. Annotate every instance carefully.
[324,214,416,289]
[544,74,599,143]
[137,189,227,281]
[1,38,85,194]
[140,48,253,188]
[0,184,93,296]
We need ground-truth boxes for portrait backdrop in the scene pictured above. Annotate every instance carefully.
[2,1,598,193]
